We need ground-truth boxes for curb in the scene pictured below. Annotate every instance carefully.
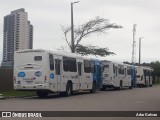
[0,94,36,100]
[5,95,36,99]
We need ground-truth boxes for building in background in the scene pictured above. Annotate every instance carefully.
[1,8,33,67]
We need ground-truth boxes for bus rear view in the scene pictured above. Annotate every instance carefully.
[14,49,49,91]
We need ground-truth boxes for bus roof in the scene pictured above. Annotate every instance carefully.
[15,49,91,60]
[135,66,153,71]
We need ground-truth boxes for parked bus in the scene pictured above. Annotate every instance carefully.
[131,65,137,87]
[13,49,99,97]
[91,59,102,90]
[136,66,153,87]
[101,61,132,90]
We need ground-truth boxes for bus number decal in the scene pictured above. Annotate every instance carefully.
[18,72,25,77]
[35,71,42,77]
[50,73,54,79]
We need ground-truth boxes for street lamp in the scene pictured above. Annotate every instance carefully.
[139,37,144,65]
[71,1,79,53]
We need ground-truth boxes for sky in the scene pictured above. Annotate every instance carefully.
[0,0,160,64]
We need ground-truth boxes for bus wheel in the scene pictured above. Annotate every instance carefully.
[100,86,106,91]
[113,87,117,90]
[120,80,123,90]
[65,82,72,97]
[90,82,96,93]
[36,91,49,98]
[129,86,132,89]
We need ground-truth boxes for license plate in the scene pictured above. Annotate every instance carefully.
[26,81,33,84]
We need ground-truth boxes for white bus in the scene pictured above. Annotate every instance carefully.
[101,61,132,90]
[136,66,153,87]
[14,49,97,97]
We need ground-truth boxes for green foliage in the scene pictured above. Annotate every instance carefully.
[150,61,160,77]
[75,44,115,56]
[123,61,151,66]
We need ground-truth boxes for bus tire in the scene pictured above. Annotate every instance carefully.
[129,86,132,89]
[100,86,106,91]
[36,91,49,98]
[113,86,120,90]
[90,82,96,93]
[59,92,65,97]
[117,87,121,90]
[65,82,72,97]
[119,80,123,90]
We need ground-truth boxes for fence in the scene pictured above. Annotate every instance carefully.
[0,68,13,91]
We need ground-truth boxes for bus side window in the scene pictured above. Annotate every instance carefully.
[127,67,131,75]
[78,62,82,76]
[121,66,124,74]
[118,65,121,74]
[63,57,68,72]
[68,58,77,72]
[63,57,77,72]
[49,54,54,70]
[90,61,94,73]
[115,67,118,76]
[125,68,127,77]
[55,59,61,75]
[84,60,91,73]
[113,64,115,73]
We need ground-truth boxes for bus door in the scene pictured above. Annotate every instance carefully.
[55,59,61,91]
[93,65,101,89]
[78,62,82,89]
[114,65,118,87]
[49,54,57,91]
[113,65,118,80]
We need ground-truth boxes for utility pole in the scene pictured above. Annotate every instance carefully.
[71,1,79,53]
[139,37,144,65]
[131,24,137,65]
[131,24,137,88]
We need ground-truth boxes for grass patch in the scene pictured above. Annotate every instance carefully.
[155,82,160,86]
[0,90,36,97]
[154,80,160,86]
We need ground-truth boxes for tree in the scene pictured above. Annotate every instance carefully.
[75,44,115,56]
[150,61,160,81]
[62,16,122,53]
